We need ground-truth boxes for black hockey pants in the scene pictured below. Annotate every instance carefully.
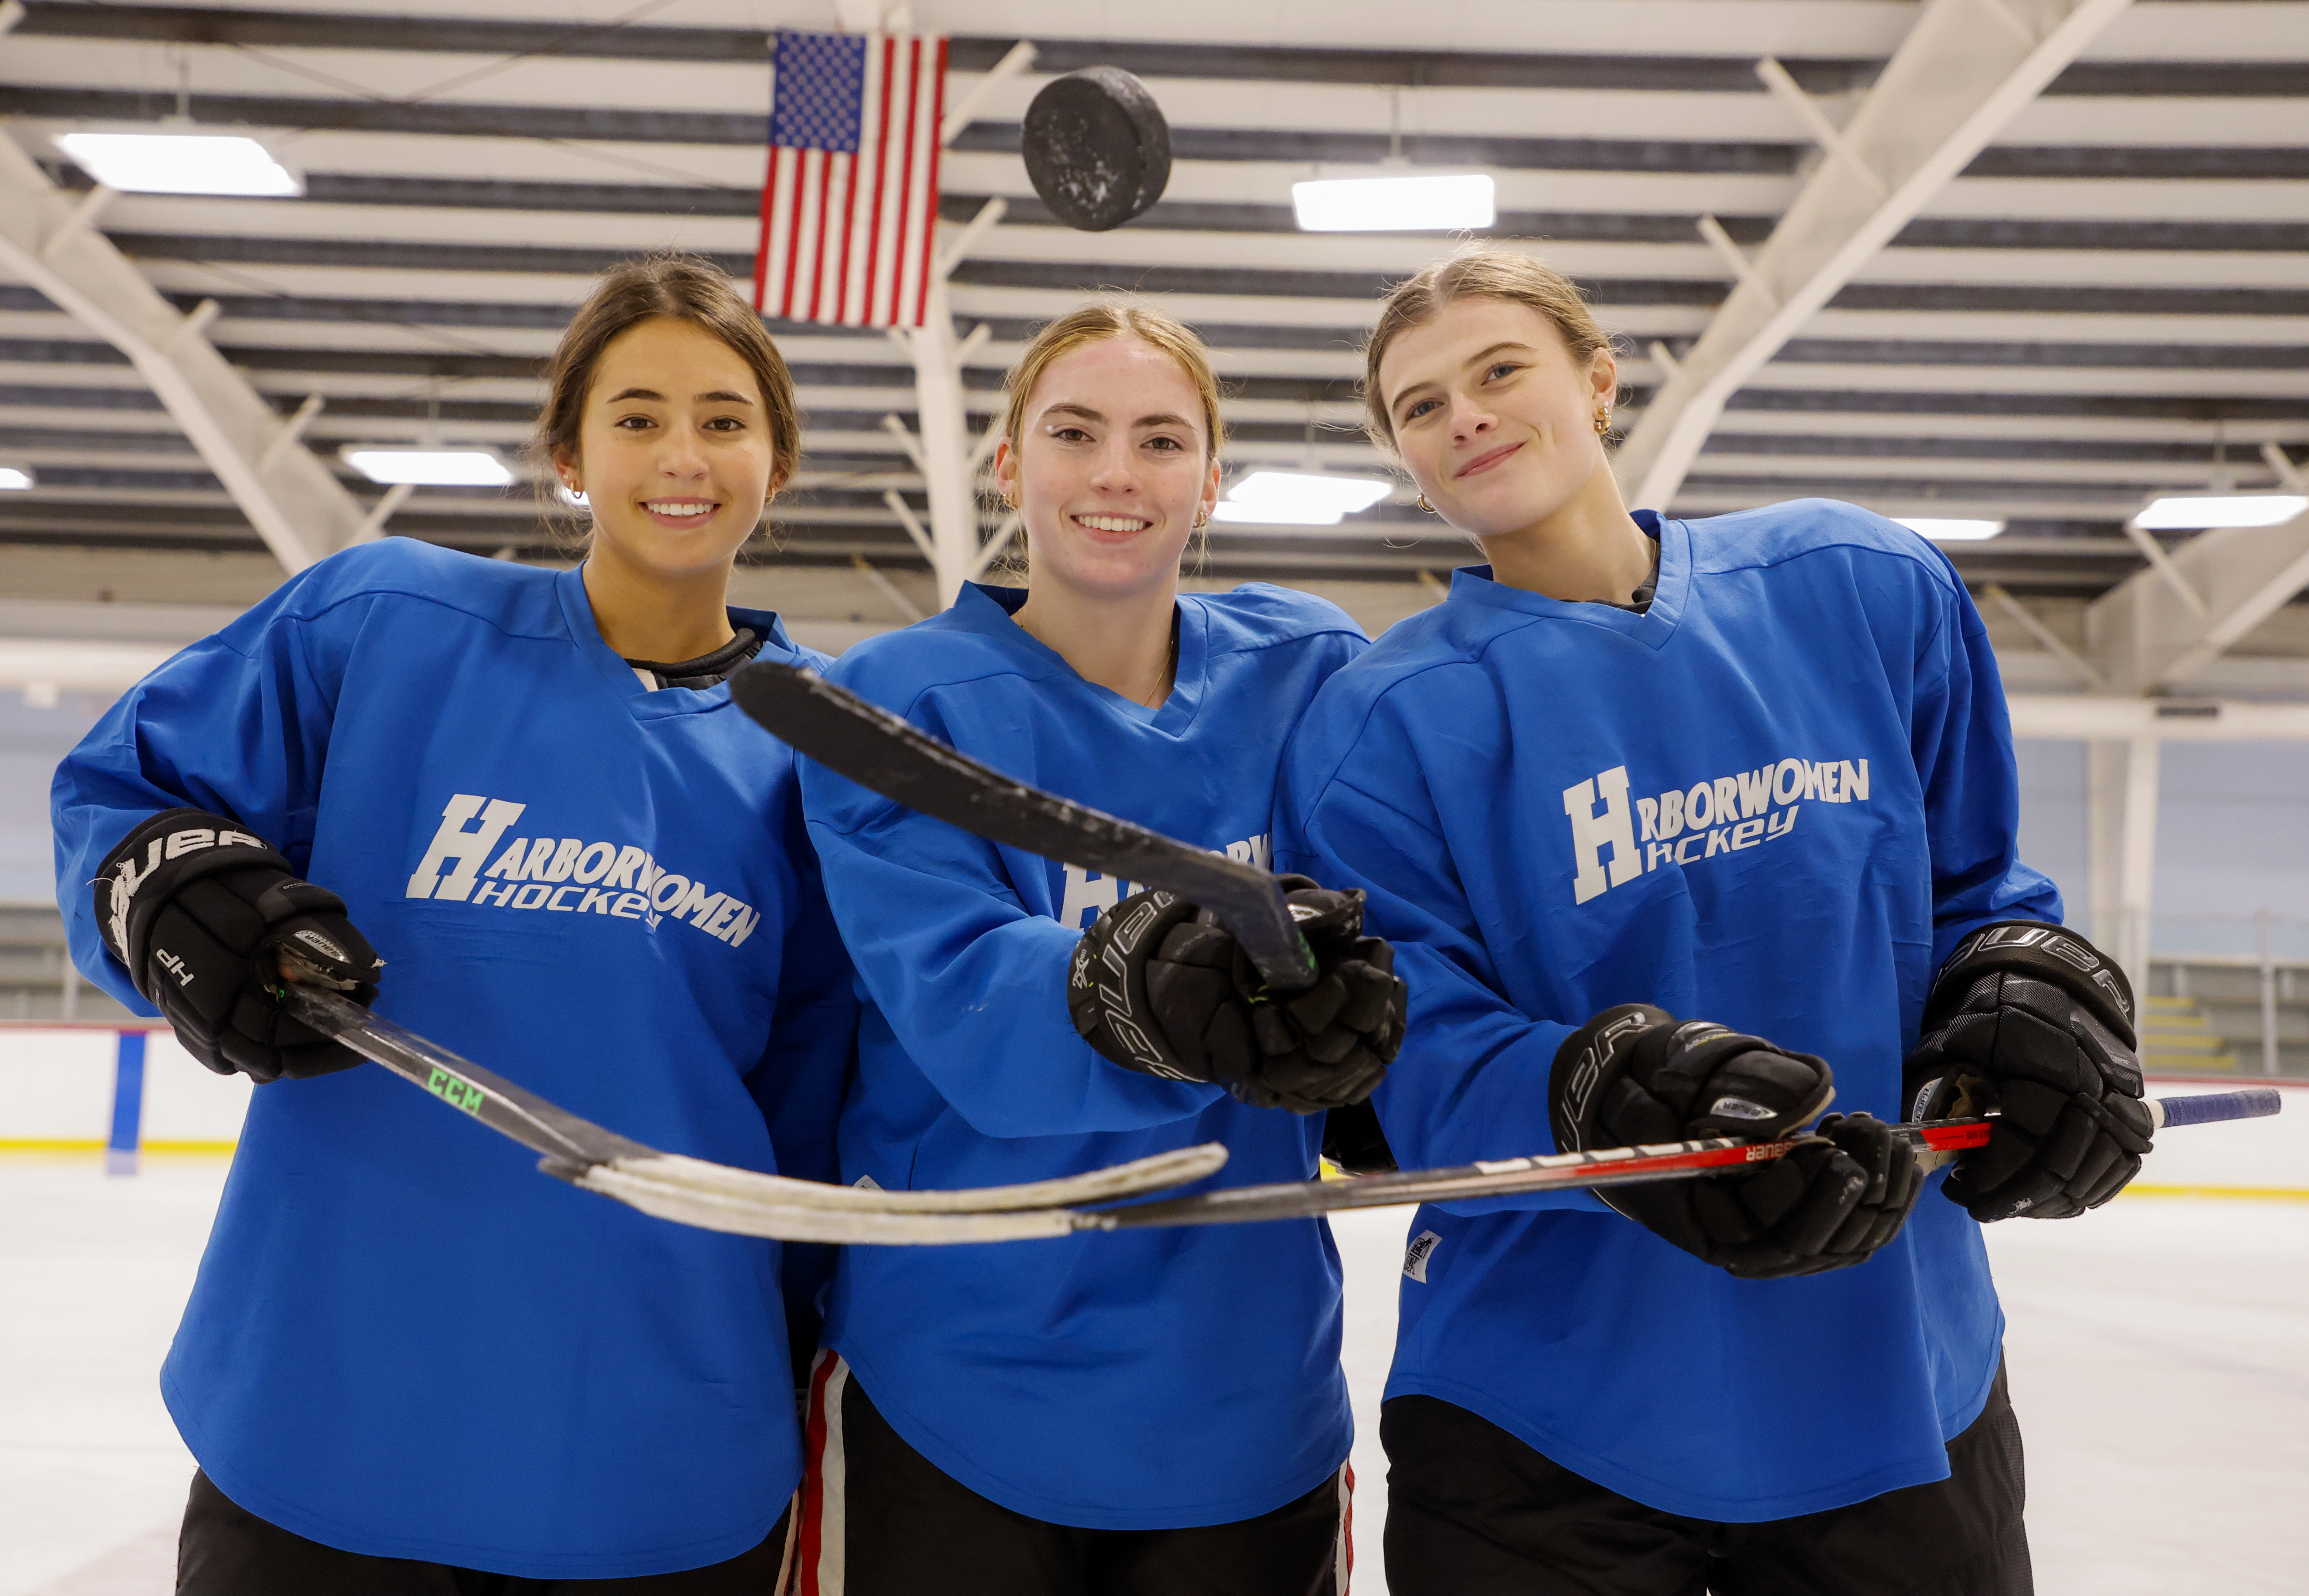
[175,1470,793,1595]
[1383,1359,2030,1596]
[787,1350,1352,1596]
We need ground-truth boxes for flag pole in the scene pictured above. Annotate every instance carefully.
[902,40,1033,609]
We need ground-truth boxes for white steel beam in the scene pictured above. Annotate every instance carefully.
[2005,696,2309,742]
[0,135,368,572]
[2084,505,2309,693]
[1611,0,2136,511]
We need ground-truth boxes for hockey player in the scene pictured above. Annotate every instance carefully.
[1274,247,2152,1595]
[790,301,1407,1595]
[51,255,856,1592]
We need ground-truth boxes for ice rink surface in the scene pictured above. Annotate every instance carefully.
[3,1158,2304,1596]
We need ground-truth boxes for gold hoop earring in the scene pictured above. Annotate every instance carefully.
[1193,511,1210,530]
[1416,494,1435,513]
[1594,412,1611,435]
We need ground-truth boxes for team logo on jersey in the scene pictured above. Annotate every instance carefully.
[1055,833,1272,929]
[1561,758,1871,906]
[404,794,762,947]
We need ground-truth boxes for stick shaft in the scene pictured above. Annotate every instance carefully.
[281,984,648,1169]
[730,662,1319,989]
[1092,1091,2280,1230]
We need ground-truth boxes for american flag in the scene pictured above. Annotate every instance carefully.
[753,29,948,328]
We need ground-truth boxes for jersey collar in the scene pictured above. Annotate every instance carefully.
[1446,509,1687,651]
[555,564,804,719]
[954,581,1210,730]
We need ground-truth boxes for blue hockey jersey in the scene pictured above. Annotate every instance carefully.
[52,539,855,1577]
[1275,502,2058,1522]
[801,581,1365,1529]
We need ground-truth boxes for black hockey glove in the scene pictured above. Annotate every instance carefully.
[95,808,383,1084]
[1904,921,2152,1222]
[1549,1005,1919,1280]
[1067,877,1408,1114]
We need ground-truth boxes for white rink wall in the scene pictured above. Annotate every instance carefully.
[0,1027,249,1151]
[2131,1079,2309,1192]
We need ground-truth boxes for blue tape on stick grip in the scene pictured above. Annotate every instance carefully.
[2156,1088,2284,1130]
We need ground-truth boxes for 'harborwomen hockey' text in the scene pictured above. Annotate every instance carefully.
[1562,759,1871,905]
[404,794,761,945]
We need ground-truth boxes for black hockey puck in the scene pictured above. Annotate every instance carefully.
[1020,67,1171,232]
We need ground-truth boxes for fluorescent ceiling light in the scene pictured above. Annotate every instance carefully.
[342,448,514,487]
[1225,470,1392,515]
[2133,493,2309,531]
[56,132,302,198]
[1210,501,1344,527]
[1897,518,2004,542]
[0,467,33,491]
[1292,174,1494,233]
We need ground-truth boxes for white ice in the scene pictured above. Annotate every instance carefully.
[3,1161,2304,1595]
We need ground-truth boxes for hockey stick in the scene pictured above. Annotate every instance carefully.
[1067,1089,2286,1231]
[276,984,1228,1245]
[728,662,1320,992]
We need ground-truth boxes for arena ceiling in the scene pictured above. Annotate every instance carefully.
[1,0,2304,610]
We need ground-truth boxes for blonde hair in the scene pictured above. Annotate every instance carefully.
[990,300,1225,580]
[529,252,801,540]
[1361,245,1615,457]
[999,300,1226,468]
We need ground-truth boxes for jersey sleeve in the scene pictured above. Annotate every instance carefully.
[50,576,368,1013]
[799,693,1222,1142]
[1278,685,1600,1215]
[1906,573,2063,969]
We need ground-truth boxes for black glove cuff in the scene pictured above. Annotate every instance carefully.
[1925,921,2135,1045]
[95,808,292,1001]
[1548,1004,1676,1154]
[1067,888,1204,1079]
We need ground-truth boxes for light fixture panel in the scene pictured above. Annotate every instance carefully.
[57,132,304,198]
[342,448,515,487]
[1210,502,1345,527]
[0,467,34,491]
[1292,174,1495,233]
[1895,518,2005,542]
[1225,470,1392,515]
[2133,494,2309,531]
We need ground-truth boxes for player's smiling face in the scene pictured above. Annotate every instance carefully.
[562,316,782,583]
[996,335,1220,604]
[1378,296,1619,542]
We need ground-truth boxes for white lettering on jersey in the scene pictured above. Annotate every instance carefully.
[1562,767,1641,906]
[406,795,527,901]
[1059,866,1127,930]
[1575,757,1871,906]
[1056,833,1272,930]
[406,793,760,948]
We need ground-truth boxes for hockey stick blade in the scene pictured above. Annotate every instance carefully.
[1069,1090,2284,1231]
[277,985,1227,1241]
[729,660,1319,992]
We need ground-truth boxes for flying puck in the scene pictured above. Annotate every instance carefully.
[1020,66,1172,232]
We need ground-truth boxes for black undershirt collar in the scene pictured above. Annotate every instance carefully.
[623,617,763,690]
